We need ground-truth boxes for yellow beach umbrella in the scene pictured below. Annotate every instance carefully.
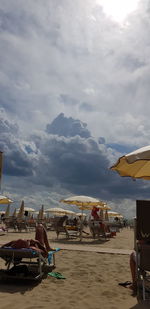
[110,145,150,179]
[60,195,105,240]
[60,195,105,207]
[0,195,13,204]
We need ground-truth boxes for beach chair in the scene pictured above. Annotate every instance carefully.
[16,220,29,232]
[137,243,150,301]
[54,216,81,239]
[5,218,18,231]
[136,200,150,301]
[54,216,70,239]
[88,220,111,239]
[0,242,55,281]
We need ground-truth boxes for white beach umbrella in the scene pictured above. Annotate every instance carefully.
[107,211,121,217]
[64,210,75,215]
[60,195,105,208]
[76,212,87,217]
[45,207,68,216]
[24,207,36,212]
[60,195,105,240]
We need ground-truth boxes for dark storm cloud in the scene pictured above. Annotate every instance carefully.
[1,109,150,216]
[46,113,91,138]
[1,109,150,202]
[0,110,36,177]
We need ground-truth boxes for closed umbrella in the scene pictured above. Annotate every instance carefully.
[38,205,44,220]
[17,200,24,219]
[105,210,109,221]
[5,204,10,218]
[12,208,17,217]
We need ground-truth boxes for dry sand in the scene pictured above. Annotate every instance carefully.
[0,227,148,309]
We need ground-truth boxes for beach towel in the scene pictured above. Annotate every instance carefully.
[48,272,66,279]
[48,248,60,265]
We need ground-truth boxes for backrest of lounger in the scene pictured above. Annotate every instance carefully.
[138,244,150,271]
[136,200,150,241]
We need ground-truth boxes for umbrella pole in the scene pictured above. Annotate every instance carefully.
[79,206,83,241]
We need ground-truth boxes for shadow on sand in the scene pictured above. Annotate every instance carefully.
[51,236,110,246]
[0,278,40,294]
[130,301,150,309]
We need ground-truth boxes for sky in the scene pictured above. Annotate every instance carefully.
[1,0,150,218]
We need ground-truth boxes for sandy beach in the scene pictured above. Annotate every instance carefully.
[0,227,147,309]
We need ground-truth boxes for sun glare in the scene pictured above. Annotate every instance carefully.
[96,0,139,23]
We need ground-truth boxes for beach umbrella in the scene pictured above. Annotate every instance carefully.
[76,212,87,217]
[101,204,111,210]
[60,195,105,207]
[38,205,44,220]
[12,208,17,217]
[4,204,10,218]
[64,210,76,215]
[17,200,24,219]
[24,207,35,212]
[107,211,121,217]
[104,210,109,221]
[60,195,105,240]
[35,211,46,216]
[99,209,104,220]
[61,195,105,219]
[0,195,13,204]
[45,207,68,216]
[110,145,150,179]
[16,207,36,213]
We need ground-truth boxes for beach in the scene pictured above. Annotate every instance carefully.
[0,227,146,309]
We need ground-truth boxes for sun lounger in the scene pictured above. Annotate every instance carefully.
[88,220,111,239]
[136,200,150,301]
[0,244,55,281]
[137,243,150,301]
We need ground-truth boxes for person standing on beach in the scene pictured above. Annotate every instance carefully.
[91,206,99,220]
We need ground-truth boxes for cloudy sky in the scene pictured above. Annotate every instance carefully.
[1,0,150,217]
